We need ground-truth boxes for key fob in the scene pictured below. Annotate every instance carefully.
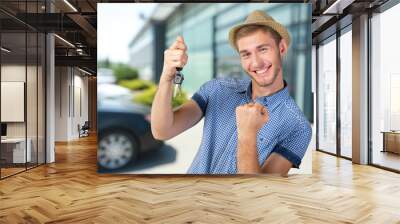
[174,67,184,84]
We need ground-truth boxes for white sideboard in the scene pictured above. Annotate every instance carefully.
[1,138,32,163]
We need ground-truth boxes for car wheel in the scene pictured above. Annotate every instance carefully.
[98,130,139,170]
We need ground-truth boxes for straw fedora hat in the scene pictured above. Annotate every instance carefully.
[228,10,291,51]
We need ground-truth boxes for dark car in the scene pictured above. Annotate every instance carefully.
[97,99,163,171]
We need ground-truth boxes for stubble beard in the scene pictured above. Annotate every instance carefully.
[251,63,281,88]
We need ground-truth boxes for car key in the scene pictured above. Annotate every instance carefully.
[173,67,184,98]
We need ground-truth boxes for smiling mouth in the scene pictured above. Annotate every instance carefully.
[253,65,272,75]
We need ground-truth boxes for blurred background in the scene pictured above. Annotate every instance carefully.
[97,3,312,174]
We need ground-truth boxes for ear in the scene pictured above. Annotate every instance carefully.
[278,39,288,58]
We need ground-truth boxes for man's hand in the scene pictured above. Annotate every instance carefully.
[235,102,269,139]
[151,35,203,141]
[236,102,269,173]
[160,36,188,83]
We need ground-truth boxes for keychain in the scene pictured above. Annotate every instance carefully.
[173,67,184,98]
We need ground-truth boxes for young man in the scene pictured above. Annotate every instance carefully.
[151,10,312,175]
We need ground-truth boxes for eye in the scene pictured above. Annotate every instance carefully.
[241,53,250,58]
[260,47,268,52]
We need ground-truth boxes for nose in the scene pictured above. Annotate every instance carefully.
[250,53,264,69]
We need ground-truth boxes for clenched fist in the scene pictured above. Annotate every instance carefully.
[160,36,188,83]
[236,102,269,139]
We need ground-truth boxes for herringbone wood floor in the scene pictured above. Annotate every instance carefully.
[1,135,400,223]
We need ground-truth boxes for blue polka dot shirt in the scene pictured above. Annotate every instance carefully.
[188,78,312,174]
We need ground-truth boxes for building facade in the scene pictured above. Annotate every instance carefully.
[128,3,313,122]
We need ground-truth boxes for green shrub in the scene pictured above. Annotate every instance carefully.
[133,86,157,107]
[133,86,188,108]
[119,79,156,91]
[112,64,138,82]
[172,90,188,108]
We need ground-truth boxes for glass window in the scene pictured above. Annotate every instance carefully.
[0,1,46,179]
[27,31,38,169]
[216,42,243,79]
[215,6,246,28]
[1,31,28,177]
[339,27,352,158]
[215,26,231,44]
[165,6,214,94]
[371,3,400,171]
[181,18,213,93]
[317,35,337,155]
[38,33,45,165]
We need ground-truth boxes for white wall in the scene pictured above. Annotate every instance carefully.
[1,65,26,140]
[55,67,89,141]
[1,64,46,164]
[1,65,40,138]
[1,82,25,122]
[55,66,69,141]
[71,72,89,138]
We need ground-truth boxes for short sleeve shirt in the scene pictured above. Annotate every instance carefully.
[188,78,312,174]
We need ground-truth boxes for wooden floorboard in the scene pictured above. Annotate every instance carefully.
[1,135,400,223]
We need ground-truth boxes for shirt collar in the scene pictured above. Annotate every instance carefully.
[238,80,290,109]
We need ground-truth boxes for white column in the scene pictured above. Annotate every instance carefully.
[46,33,55,163]
[45,0,56,163]
[352,14,369,164]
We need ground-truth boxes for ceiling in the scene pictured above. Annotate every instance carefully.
[0,0,98,74]
[311,0,390,43]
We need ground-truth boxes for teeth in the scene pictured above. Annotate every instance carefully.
[255,68,268,74]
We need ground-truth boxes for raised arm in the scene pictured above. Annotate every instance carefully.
[151,36,203,140]
[236,102,291,175]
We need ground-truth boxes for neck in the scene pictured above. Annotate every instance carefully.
[251,75,284,100]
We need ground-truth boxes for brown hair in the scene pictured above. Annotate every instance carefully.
[235,25,282,48]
